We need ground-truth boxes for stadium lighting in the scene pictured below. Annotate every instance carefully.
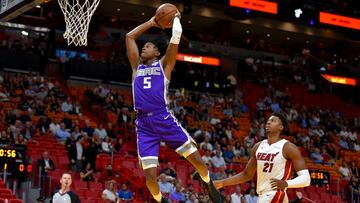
[310,19,314,25]
[21,30,28,36]
[294,9,303,18]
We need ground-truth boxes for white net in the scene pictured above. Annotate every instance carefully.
[58,0,100,46]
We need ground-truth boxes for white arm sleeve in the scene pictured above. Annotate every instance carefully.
[286,169,311,188]
[170,16,182,44]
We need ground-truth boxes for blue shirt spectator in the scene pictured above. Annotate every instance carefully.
[55,123,70,141]
[169,183,185,202]
[118,183,133,201]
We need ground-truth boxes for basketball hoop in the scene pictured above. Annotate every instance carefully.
[58,0,100,46]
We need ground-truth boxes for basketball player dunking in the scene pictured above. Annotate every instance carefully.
[214,113,311,203]
[126,13,223,203]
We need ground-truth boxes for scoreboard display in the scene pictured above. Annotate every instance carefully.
[310,170,330,188]
[0,146,32,177]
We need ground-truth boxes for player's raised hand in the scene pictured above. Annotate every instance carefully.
[270,178,288,190]
[149,16,161,28]
[213,180,224,189]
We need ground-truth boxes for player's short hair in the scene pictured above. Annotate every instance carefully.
[272,113,289,134]
[61,172,72,178]
[149,38,167,57]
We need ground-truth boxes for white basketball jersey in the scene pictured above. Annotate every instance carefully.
[256,139,293,195]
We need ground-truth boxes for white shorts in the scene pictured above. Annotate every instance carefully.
[258,190,288,203]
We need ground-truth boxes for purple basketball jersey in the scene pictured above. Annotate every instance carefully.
[132,60,169,113]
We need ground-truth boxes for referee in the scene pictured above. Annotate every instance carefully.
[51,173,80,203]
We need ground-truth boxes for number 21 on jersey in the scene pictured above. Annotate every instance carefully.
[263,162,274,173]
[144,77,151,89]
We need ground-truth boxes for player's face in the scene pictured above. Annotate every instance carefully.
[60,174,72,187]
[141,42,160,60]
[265,116,283,134]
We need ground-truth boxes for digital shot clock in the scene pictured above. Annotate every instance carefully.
[0,145,32,177]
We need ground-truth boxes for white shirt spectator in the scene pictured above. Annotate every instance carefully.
[199,141,213,151]
[231,192,243,203]
[245,194,258,203]
[61,101,73,113]
[339,165,351,180]
[102,189,117,202]
[211,155,226,168]
[202,155,212,165]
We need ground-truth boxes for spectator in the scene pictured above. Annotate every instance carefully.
[118,183,133,202]
[84,139,99,168]
[160,162,177,178]
[101,135,113,154]
[169,183,186,202]
[215,166,227,180]
[62,113,73,130]
[14,134,27,146]
[233,141,245,157]
[37,116,51,134]
[310,147,324,164]
[223,144,235,163]
[201,149,213,165]
[38,151,56,175]
[231,185,243,203]
[158,173,174,195]
[0,130,11,144]
[95,123,107,140]
[211,149,226,169]
[339,160,351,181]
[61,97,73,113]
[80,162,95,182]
[22,121,35,140]
[185,193,198,203]
[38,151,55,196]
[66,132,77,170]
[9,119,21,139]
[55,123,70,141]
[350,161,359,178]
[99,164,118,183]
[339,137,350,150]
[349,176,360,202]
[106,122,116,139]
[82,119,94,137]
[102,181,118,203]
[244,188,258,203]
[199,136,213,151]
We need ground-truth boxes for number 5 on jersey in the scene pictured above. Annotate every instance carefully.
[144,77,151,89]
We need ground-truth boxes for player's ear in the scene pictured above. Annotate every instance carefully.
[155,50,161,57]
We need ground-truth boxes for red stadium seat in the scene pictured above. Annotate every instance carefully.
[0,194,16,200]
[88,182,103,190]
[9,199,23,203]
[0,198,5,203]
[73,181,88,190]
[85,190,101,199]
[0,188,12,194]
[320,193,331,201]
[81,200,97,203]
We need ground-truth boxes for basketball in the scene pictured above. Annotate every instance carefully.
[155,3,178,28]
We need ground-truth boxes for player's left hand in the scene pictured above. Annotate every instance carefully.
[270,178,288,190]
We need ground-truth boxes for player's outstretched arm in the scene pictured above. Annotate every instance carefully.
[214,143,260,189]
[270,142,310,190]
[161,12,182,76]
[126,17,159,71]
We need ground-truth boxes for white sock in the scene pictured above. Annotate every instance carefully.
[153,192,162,202]
[200,171,210,183]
